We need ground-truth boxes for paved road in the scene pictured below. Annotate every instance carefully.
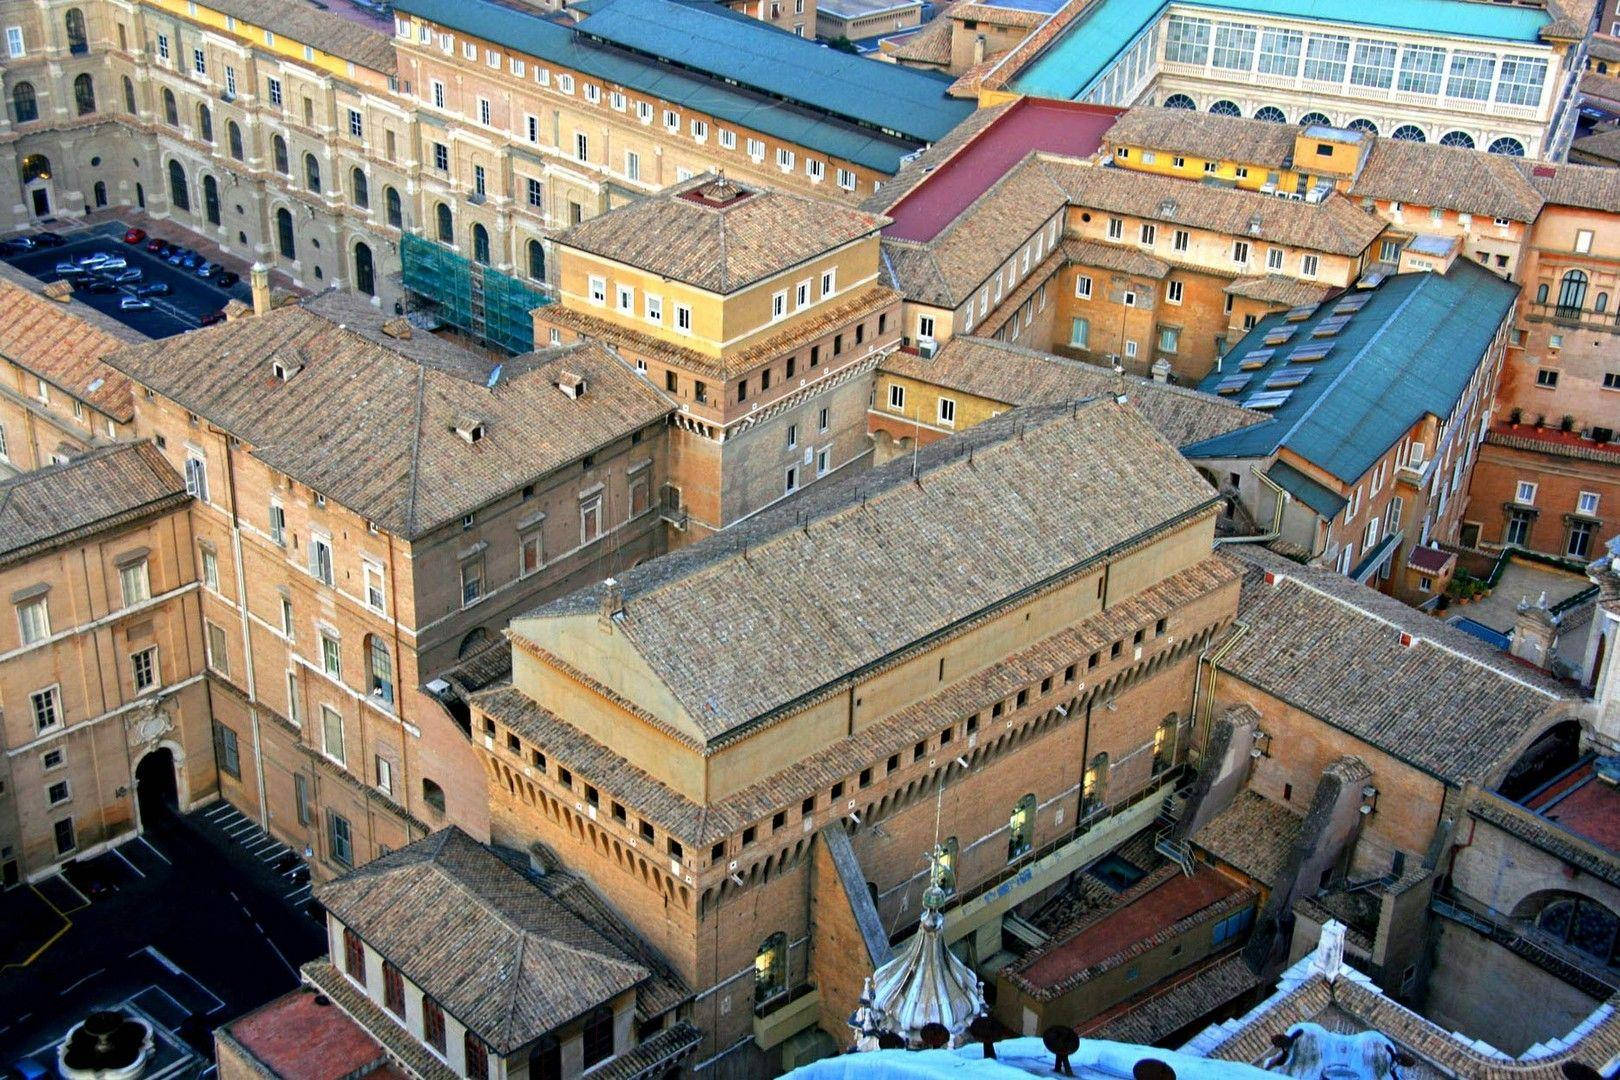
[0,800,325,1069]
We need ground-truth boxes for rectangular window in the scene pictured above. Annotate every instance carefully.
[320,632,341,679]
[214,720,241,778]
[888,384,905,411]
[1536,369,1559,388]
[311,536,333,585]
[772,292,786,319]
[1107,217,1123,240]
[1166,280,1183,304]
[526,177,542,208]
[1140,223,1156,245]
[1579,491,1601,516]
[1257,27,1301,76]
[18,596,49,645]
[1172,229,1189,253]
[1301,254,1320,277]
[1266,247,1284,270]
[53,817,76,855]
[1349,40,1396,89]
[617,284,634,313]
[268,502,286,545]
[1516,481,1538,505]
[676,305,692,332]
[429,79,444,109]
[185,455,209,501]
[1070,317,1089,348]
[6,26,24,57]
[31,686,61,732]
[1233,240,1250,264]
[581,496,603,544]
[625,150,640,182]
[328,810,353,867]
[460,559,483,606]
[574,132,589,161]
[347,108,363,139]
[131,647,159,693]
[1075,275,1092,299]
[1446,51,1496,100]
[1211,23,1256,70]
[938,398,957,426]
[1497,56,1547,107]
[1164,14,1211,64]
[322,705,345,765]
[433,142,448,171]
[363,563,385,611]
[206,621,229,676]
[375,755,393,796]
[1303,34,1350,82]
[1398,44,1445,94]
[589,276,606,305]
[776,147,794,170]
[1158,327,1180,353]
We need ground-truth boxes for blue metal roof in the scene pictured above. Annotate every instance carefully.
[573,0,969,142]
[1264,459,1346,519]
[1011,0,1550,101]
[1185,260,1519,485]
[393,0,968,171]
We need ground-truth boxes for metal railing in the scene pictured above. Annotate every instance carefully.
[1525,302,1620,334]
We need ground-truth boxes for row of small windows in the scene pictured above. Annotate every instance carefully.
[1157,94,1525,155]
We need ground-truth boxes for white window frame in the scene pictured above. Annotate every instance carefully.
[131,646,160,693]
[18,596,50,645]
[1516,480,1537,505]
[363,562,386,612]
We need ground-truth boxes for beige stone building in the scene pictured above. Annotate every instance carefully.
[0,440,211,883]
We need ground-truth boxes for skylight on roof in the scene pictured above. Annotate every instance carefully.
[1243,390,1294,410]
[1311,315,1351,338]
[1214,374,1251,395]
[1357,271,1387,290]
[1263,327,1297,346]
[1333,294,1370,314]
[1265,367,1312,389]
[1289,343,1334,362]
[1284,304,1318,322]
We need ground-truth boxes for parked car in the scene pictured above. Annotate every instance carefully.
[199,310,226,326]
[177,252,203,270]
[196,261,223,279]
[110,268,142,284]
[119,297,153,310]
[145,237,167,253]
[77,279,116,294]
[5,237,39,252]
[76,251,111,267]
[134,282,171,297]
[123,227,148,244]
[55,261,86,276]
[30,231,65,247]
[215,270,241,288]
[165,248,189,265]
[92,257,128,273]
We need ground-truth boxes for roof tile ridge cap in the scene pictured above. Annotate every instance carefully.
[404,365,428,538]
[1262,566,1565,700]
[714,210,730,294]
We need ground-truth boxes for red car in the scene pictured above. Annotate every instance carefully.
[199,310,226,327]
[145,237,166,253]
[123,227,147,244]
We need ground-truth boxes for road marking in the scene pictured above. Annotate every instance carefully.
[137,836,172,864]
[55,874,91,911]
[144,946,226,1014]
[114,847,147,879]
[224,821,258,838]
[247,837,281,854]
[285,883,312,903]
[59,968,106,995]
[203,803,235,820]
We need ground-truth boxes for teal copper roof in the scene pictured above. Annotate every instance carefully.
[394,0,971,172]
[1264,459,1346,519]
[1185,259,1518,485]
[1010,0,1552,102]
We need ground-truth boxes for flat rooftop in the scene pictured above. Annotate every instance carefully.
[883,97,1120,242]
[818,0,921,16]
[223,986,406,1080]
[1014,867,1247,992]
[1526,762,1620,853]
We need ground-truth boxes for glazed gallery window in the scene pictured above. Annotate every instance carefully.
[1007,793,1036,860]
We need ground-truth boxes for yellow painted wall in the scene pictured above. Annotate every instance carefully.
[146,0,374,80]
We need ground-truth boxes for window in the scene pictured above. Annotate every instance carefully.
[1232,240,1249,264]
[1166,280,1183,304]
[54,818,76,856]
[464,1035,490,1080]
[1258,27,1302,76]
[755,933,787,1004]
[311,536,334,585]
[1158,327,1180,353]
[201,547,220,591]
[1579,491,1600,516]
[368,636,393,705]
[581,496,603,544]
[676,305,692,333]
[131,647,158,693]
[1172,229,1189,253]
[521,528,543,576]
[1140,223,1156,245]
[322,705,345,765]
[582,1006,616,1068]
[460,559,483,606]
[938,398,956,426]
[1536,369,1559,388]
[1569,520,1598,559]
[304,153,321,193]
[478,97,491,125]
[328,809,353,868]
[1447,51,1496,100]
[1350,41,1396,88]
[772,292,786,320]
[31,686,61,732]
[214,720,240,779]
[888,384,906,411]
[821,268,836,296]
[1497,56,1547,107]
[589,276,606,305]
[343,927,366,984]
[12,81,37,123]
[6,26,24,57]
[18,596,49,645]
[1576,230,1595,255]
[575,132,589,162]
[1398,44,1445,94]
[1266,247,1284,271]
[1164,15,1211,64]
[42,748,63,771]
[1070,317,1090,348]
[617,284,634,312]
[184,455,209,502]
[1007,793,1036,860]
[320,632,342,679]
[205,621,229,676]
[1106,217,1123,240]
[383,964,405,1017]
[1516,481,1538,505]
[1303,33,1350,82]
[1075,275,1092,299]
[1506,509,1534,546]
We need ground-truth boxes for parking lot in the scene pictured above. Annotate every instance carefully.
[1,223,250,338]
[0,799,325,1073]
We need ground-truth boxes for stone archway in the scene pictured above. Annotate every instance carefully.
[20,153,54,218]
[135,746,179,830]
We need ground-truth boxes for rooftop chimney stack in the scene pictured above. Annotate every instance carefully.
[250,263,271,317]
[599,577,625,631]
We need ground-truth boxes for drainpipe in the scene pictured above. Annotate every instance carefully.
[1195,621,1249,752]
[1213,467,1289,546]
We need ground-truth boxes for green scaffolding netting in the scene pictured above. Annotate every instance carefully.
[401,233,549,355]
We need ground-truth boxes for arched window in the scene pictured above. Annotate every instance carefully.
[1163,93,1196,110]
[12,81,37,123]
[1008,793,1036,860]
[122,75,135,114]
[1391,124,1426,142]
[1488,136,1526,157]
[203,174,220,225]
[303,152,320,192]
[92,180,107,207]
[272,135,288,175]
[228,120,243,161]
[354,242,375,297]
[351,167,368,209]
[1557,269,1588,313]
[527,239,545,281]
[1208,99,1241,116]
[754,933,787,1004]
[366,634,392,703]
[1523,893,1620,966]
[1254,106,1286,123]
[581,1006,615,1069]
[167,160,190,212]
[1536,282,1549,304]
[21,154,51,183]
[1598,292,1610,314]
[1298,112,1331,127]
[458,627,490,657]
[275,207,295,259]
[472,222,490,265]
[1439,130,1475,149]
[422,777,446,813]
[65,8,87,52]
[385,186,402,228]
[1082,753,1109,818]
[1153,714,1180,773]
[72,73,95,115]
[162,87,177,126]
[1346,118,1377,136]
[436,202,453,244]
[196,104,212,143]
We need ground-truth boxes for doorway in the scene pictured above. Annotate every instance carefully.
[135,747,179,829]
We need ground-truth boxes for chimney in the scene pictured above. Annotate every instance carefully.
[599,577,624,631]
[1150,357,1172,383]
[973,33,986,66]
[250,263,271,317]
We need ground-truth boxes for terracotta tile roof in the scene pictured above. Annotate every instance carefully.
[953,1,1046,25]
[1103,108,1300,169]
[515,399,1218,746]
[101,302,672,538]
[947,54,1005,96]
[1083,952,1261,1045]
[1060,238,1169,278]
[0,442,187,567]
[1470,792,1620,889]
[488,556,1237,841]
[556,174,888,293]
[198,0,396,71]
[1059,162,1387,257]
[0,268,140,421]
[1349,137,1544,222]
[880,11,954,64]
[1217,547,1571,787]
[314,829,648,1054]
[588,1021,703,1078]
[302,961,461,1080]
[879,336,1266,446]
[1590,33,1620,61]
[1582,68,1620,104]
[540,282,896,379]
[1194,791,1303,887]
[1517,158,1620,212]
[1224,275,1334,308]
[1569,126,1620,164]
[221,985,406,1080]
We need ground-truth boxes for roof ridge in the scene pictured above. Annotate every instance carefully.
[404,366,428,536]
